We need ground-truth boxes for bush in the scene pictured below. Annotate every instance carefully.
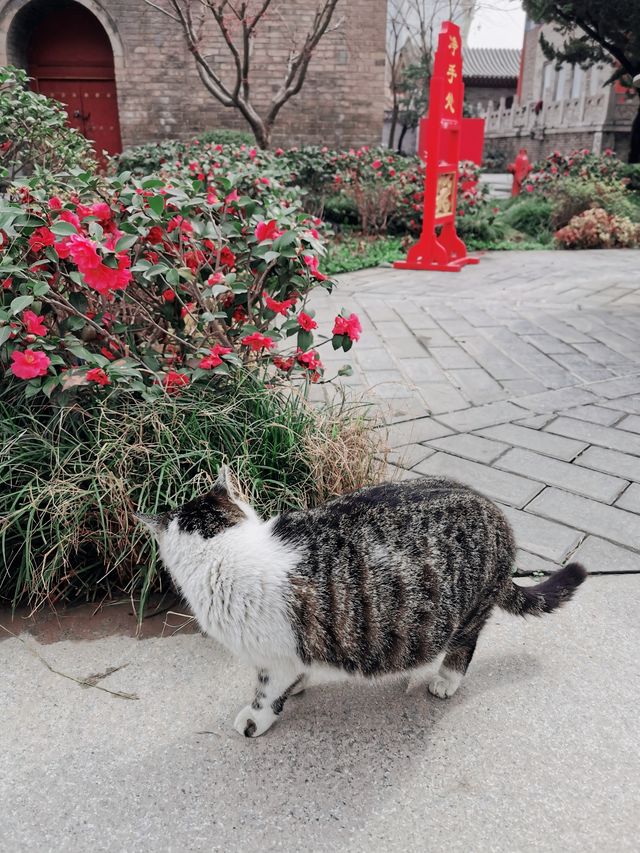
[324,234,405,274]
[541,177,639,230]
[0,380,386,611]
[529,148,630,188]
[555,208,640,249]
[0,66,94,185]
[503,197,554,239]
[0,165,358,403]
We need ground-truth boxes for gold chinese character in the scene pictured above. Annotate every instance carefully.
[446,64,458,84]
[449,35,459,55]
[445,92,455,113]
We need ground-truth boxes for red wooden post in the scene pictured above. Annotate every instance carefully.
[395,21,479,273]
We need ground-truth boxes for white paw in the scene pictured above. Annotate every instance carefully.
[427,668,462,699]
[233,705,274,738]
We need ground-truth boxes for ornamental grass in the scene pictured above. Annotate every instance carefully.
[0,378,386,615]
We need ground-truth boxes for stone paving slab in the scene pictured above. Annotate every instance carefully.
[312,250,640,574]
[3,577,638,852]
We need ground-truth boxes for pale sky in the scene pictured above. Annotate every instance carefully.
[468,1,526,49]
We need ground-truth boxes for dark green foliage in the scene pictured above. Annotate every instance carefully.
[504,197,554,238]
[324,235,404,274]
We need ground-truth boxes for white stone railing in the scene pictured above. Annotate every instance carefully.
[478,92,612,137]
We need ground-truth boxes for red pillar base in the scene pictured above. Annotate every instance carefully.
[393,255,479,272]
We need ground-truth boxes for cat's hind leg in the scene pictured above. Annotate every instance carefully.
[234,666,304,738]
[427,609,490,699]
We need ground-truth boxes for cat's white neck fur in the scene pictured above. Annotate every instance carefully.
[159,512,300,666]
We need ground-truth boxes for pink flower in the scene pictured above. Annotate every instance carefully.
[207,272,225,285]
[10,349,51,379]
[333,313,362,342]
[297,311,317,331]
[162,371,190,389]
[303,254,328,281]
[88,202,112,221]
[28,227,55,253]
[59,209,81,230]
[263,291,296,315]
[198,343,233,370]
[22,310,47,336]
[254,220,283,242]
[248,148,257,159]
[241,332,275,352]
[86,367,110,386]
[48,196,62,210]
[67,234,101,270]
[225,189,240,204]
[372,159,382,169]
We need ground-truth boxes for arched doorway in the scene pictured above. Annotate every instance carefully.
[22,0,122,157]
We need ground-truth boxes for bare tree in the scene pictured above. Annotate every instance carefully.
[144,0,341,148]
[386,0,476,151]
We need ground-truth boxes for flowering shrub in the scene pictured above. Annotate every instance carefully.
[555,208,640,249]
[528,148,629,190]
[0,169,359,402]
[0,66,94,185]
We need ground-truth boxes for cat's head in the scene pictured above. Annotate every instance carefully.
[136,465,256,545]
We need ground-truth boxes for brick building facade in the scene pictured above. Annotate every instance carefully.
[0,0,388,153]
[480,17,636,162]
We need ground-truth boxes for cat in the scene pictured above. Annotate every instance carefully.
[137,467,587,738]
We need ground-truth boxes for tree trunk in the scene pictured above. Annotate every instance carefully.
[397,124,408,153]
[388,102,399,150]
[630,99,640,164]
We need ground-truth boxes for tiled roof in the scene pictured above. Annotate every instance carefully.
[464,48,521,81]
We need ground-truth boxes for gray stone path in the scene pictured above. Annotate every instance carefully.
[312,249,640,576]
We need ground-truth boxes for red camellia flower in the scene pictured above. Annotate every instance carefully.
[372,159,382,169]
[219,246,236,268]
[86,367,110,386]
[198,342,233,370]
[48,196,62,210]
[302,254,328,282]
[207,272,225,285]
[254,219,283,242]
[162,288,176,302]
[68,233,101,269]
[88,202,112,221]
[163,370,190,389]
[263,291,296,315]
[146,226,164,244]
[28,227,55,254]
[241,332,275,351]
[2,276,12,290]
[225,189,240,204]
[333,312,362,341]
[10,349,51,380]
[297,311,317,331]
[273,355,294,371]
[59,209,81,230]
[22,310,47,336]
[180,302,196,319]
[297,349,322,370]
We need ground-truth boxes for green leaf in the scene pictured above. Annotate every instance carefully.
[31,281,50,297]
[142,177,165,190]
[24,381,41,399]
[148,196,165,216]
[68,291,89,314]
[297,330,313,352]
[332,334,344,350]
[0,325,11,347]
[50,220,77,236]
[343,338,353,352]
[115,234,139,252]
[10,295,33,315]
[338,364,353,377]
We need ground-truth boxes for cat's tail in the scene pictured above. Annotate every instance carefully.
[499,562,587,617]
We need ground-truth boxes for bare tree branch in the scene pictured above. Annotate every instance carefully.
[145,0,343,147]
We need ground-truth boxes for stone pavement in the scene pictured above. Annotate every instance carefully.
[1,575,639,852]
[311,249,640,576]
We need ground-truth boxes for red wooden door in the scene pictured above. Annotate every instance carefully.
[28,2,122,158]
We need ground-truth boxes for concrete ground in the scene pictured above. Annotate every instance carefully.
[2,250,640,852]
[1,576,638,852]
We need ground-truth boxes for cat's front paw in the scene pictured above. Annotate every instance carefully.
[233,705,273,738]
[427,668,462,699]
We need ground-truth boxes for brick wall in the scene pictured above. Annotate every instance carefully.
[0,0,387,150]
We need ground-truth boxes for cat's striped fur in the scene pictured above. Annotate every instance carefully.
[137,468,587,737]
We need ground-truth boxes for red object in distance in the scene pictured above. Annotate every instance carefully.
[395,21,479,273]
[507,148,533,196]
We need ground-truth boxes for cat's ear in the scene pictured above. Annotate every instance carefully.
[135,512,163,536]
[214,464,234,496]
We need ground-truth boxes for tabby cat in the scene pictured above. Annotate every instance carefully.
[137,468,587,737]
